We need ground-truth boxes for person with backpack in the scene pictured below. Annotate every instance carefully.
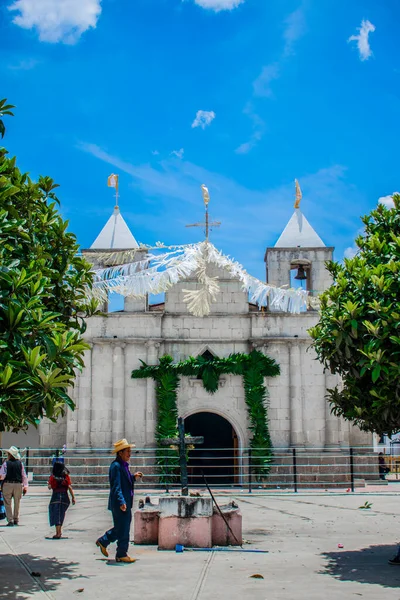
[0,446,28,526]
[48,461,76,539]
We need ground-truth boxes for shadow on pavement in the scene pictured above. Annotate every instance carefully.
[320,544,400,588]
[1,553,84,599]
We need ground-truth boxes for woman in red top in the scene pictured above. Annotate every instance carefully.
[48,462,75,539]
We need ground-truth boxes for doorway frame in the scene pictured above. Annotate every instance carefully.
[183,408,244,486]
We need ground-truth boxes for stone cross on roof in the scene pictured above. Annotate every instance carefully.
[186,184,221,241]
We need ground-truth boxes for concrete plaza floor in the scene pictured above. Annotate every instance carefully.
[1,487,400,600]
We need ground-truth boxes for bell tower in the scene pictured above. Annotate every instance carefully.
[264,180,334,304]
[83,191,147,312]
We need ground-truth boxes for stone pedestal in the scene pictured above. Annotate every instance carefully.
[158,497,213,550]
[212,503,242,546]
[134,499,160,545]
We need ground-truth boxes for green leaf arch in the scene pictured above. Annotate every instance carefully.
[131,349,280,482]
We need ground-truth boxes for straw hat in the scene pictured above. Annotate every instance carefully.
[112,439,135,454]
[7,446,21,460]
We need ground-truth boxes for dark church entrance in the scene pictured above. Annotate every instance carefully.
[185,412,238,486]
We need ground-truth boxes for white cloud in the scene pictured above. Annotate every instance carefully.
[8,58,39,70]
[253,64,279,98]
[283,8,306,56]
[79,142,359,264]
[171,148,184,159]
[235,103,265,154]
[193,0,244,11]
[8,0,102,44]
[348,19,376,61]
[378,193,398,208]
[191,110,216,129]
[151,150,160,156]
[344,246,358,259]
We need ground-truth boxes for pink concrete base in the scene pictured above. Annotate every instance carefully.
[212,509,242,546]
[134,509,160,545]
[158,516,212,550]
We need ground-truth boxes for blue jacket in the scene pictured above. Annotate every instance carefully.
[107,459,134,511]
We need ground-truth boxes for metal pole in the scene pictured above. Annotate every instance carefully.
[202,472,243,548]
[165,454,169,493]
[178,417,189,496]
[248,448,252,494]
[25,447,30,475]
[292,448,298,493]
[350,447,355,492]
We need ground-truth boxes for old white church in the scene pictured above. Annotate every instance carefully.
[3,195,373,454]
[35,195,372,454]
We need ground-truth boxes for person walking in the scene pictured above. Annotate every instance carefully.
[48,462,75,539]
[0,446,28,526]
[378,452,390,480]
[96,439,143,563]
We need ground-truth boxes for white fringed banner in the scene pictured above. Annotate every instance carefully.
[88,241,319,316]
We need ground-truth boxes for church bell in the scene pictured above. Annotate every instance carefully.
[294,265,307,280]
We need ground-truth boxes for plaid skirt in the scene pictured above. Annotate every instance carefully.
[49,491,70,526]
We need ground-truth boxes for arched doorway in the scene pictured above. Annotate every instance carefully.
[185,412,239,486]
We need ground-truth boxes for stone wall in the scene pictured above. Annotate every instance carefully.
[36,262,373,452]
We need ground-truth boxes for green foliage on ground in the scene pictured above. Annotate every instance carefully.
[309,195,400,435]
[132,350,280,482]
[0,99,98,432]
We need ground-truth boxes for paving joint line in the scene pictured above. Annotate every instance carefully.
[190,551,216,600]
[237,496,313,521]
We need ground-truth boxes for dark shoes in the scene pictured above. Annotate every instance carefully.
[388,556,400,565]
[6,522,14,527]
[96,539,109,558]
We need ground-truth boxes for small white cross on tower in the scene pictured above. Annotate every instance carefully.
[186,184,221,241]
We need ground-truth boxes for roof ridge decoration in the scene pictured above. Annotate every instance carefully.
[87,240,320,316]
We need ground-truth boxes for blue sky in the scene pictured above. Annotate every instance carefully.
[1,0,399,281]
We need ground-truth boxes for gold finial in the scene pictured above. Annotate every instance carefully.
[294,179,302,209]
[201,184,210,206]
[108,173,119,209]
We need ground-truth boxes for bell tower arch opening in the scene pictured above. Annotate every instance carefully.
[184,412,239,487]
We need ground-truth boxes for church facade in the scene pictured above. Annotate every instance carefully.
[35,201,372,454]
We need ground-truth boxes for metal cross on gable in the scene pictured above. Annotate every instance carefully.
[161,417,204,496]
[186,184,221,241]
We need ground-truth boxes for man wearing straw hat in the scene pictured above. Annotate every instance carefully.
[96,439,143,563]
[0,446,29,526]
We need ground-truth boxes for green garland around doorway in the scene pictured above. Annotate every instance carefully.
[131,349,280,482]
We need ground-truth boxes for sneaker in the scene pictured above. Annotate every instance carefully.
[6,522,14,527]
[96,539,109,558]
[14,522,19,526]
[116,556,136,563]
[388,556,400,565]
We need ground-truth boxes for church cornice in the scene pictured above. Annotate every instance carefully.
[87,336,312,345]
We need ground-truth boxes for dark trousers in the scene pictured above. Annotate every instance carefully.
[99,508,132,558]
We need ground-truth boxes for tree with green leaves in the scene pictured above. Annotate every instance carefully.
[0,99,98,433]
[309,195,400,436]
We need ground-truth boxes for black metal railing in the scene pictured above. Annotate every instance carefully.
[2,446,397,492]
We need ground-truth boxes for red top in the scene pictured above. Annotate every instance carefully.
[48,474,71,490]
